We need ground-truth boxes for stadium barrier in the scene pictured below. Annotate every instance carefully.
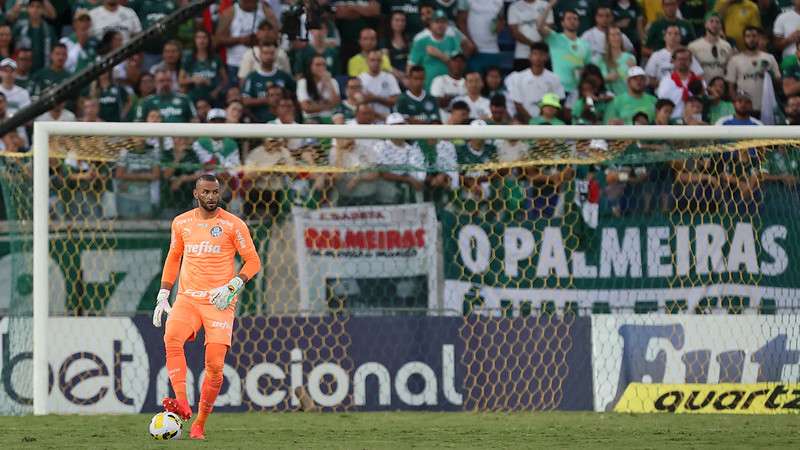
[1,123,799,414]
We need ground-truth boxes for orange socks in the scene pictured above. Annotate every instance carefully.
[194,343,227,429]
[164,321,194,402]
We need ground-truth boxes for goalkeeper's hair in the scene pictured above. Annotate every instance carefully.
[196,173,219,186]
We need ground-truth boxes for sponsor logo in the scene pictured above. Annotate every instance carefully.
[155,344,463,409]
[210,226,223,238]
[614,383,800,414]
[210,320,231,330]
[304,228,426,251]
[184,241,221,255]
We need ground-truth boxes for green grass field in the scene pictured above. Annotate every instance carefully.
[0,412,797,449]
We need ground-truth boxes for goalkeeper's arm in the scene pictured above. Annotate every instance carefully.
[154,221,185,326]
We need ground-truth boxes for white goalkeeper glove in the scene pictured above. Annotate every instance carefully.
[152,289,172,328]
[209,276,244,311]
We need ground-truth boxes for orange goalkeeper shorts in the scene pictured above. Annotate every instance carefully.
[166,294,235,346]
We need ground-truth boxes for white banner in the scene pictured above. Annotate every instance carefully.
[591,314,800,411]
[292,204,439,312]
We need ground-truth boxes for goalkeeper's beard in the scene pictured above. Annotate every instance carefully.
[198,197,218,212]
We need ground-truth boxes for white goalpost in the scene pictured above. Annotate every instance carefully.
[29,122,800,415]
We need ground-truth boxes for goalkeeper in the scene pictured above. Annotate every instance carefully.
[152,173,261,440]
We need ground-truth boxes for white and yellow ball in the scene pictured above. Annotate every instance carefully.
[149,411,183,440]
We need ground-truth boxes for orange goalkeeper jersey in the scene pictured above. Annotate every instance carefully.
[160,208,261,298]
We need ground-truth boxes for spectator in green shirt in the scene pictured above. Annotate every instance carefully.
[12,0,56,72]
[293,25,341,77]
[178,29,227,104]
[408,10,461,89]
[538,0,592,99]
[241,43,295,123]
[30,42,70,100]
[529,92,566,124]
[644,0,695,55]
[704,76,734,124]
[603,65,657,123]
[133,68,197,122]
[90,69,131,122]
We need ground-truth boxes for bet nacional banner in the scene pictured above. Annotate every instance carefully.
[440,211,800,314]
[0,315,593,414]
[292,204,439,311]
[591,315,800,412]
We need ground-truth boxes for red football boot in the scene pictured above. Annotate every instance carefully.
[162,397,193,421]
[189,423,206,440]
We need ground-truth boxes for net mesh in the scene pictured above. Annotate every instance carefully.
[1,131,799,414]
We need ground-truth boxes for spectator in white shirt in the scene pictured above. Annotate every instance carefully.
[656,47,706,119]
[453,71,491,119]
[645,24,703,89]
[89,0,141,44]
[374,113,425,203]
[774,0,800,59]
[359,49,401,120]
[0,58,30,116]
[508,0,553,71]
[297,54,341,123]
[430,53,467,123]
[36,102,76,121]
[506,42,565,122]
[457,0,505,73]
[581,5,634,60]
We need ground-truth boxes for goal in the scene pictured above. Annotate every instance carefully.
[0,122,798,415]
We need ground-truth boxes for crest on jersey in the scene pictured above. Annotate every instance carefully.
[210,225,223,237]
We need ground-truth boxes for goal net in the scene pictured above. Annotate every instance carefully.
[1,123,799,415]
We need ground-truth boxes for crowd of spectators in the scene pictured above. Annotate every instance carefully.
[0,0,798,222]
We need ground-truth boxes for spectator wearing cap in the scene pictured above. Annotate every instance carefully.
[688,12,733,82]
[774,0,800,60]
[456,0,504,73]
[529,93,565,124]
[644,0,695,56]
[60,8,98,74]
[395,66,440,124]
[716,91,764,124]
[726,26,780,116]
[0,59,30,116]
[604,66,657,124]
[12,0,57,73]
[133,68,197,122]
[656,47,706,119]
[30,43,70,100]
[581,6,634,60]
[359,49,401,120]
[408,10,462,90]
[538,0,591,108]
[714,0,761,51]
[430,52,467,123]
[193,108,241,185]
[373,113,426,204]
[452,71,490,120]
[645,25,704,89]
[508,0,554,71]
[506,42,564,123]
[347,28,392,77]
[89,0,142,44]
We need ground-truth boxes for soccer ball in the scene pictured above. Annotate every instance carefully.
[149,411,183,440]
